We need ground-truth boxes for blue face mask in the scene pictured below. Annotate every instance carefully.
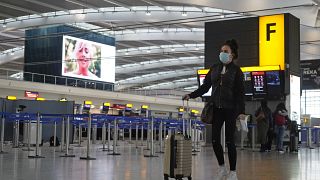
[219,52,231,64]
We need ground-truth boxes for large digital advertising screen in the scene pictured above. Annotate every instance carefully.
[62,35,115,83]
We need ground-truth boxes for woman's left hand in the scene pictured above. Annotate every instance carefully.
[238,114,246,120]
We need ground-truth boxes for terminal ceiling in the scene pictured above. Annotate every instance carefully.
[0,0,319,91]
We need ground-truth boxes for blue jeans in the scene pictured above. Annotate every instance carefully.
[275,125,285,150]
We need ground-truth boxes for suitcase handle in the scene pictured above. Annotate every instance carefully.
[173,140,178,168]
[182,100,189,119]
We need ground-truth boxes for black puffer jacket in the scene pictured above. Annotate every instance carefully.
[189,62,245,115]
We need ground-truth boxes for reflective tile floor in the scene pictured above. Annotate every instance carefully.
[0,143,320,180]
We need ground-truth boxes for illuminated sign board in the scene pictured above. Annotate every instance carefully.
[259,14,285,70]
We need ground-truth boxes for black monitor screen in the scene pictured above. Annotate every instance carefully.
[266,71,282,99]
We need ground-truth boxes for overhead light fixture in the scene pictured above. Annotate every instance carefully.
[146,6,151,16]
[147,49,151,53]
[2,23,6,28]
[220,10,225,18]
[195,47,200,50]
[125,51,129,55]
[10,51,14,55]
[59,98,67,102]
[146,10,151,16]
[171,48,175,51]
[182,11,187,16]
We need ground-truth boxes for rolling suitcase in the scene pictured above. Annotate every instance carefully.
[163,133,192,180]
[289,121,298,152]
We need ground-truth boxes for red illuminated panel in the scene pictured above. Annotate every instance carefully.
[112,104,126,109]
[25,91,39,98]
[252,71,265,76]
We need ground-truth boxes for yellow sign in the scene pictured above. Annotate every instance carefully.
[36,97,45,101]
[126,104,133,108]
[179,107,184,112]
[191,109,199,114]
[103,102,110,107]
[84,100,92,105]
[6,96,17,100]
[241,65,280,72]
[141,105,149,109]
[197,69,209,75]
[59,98,67,102]
[259,14,285,70]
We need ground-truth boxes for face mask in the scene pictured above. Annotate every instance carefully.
[219,52,231,64]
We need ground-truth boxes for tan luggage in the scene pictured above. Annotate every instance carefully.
[163,133,192,180]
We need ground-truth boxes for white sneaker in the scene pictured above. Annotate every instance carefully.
[226,171,238,180]
[216,165,228,180]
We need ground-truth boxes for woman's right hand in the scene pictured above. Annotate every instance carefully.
[182,94,190,101]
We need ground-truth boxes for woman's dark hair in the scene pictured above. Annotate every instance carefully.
[260,100,268,108]
[275,102,287,113]
[223,39,238,59]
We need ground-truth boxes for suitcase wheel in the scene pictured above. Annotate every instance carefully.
[188,176,192,180]
[164,174,169,180]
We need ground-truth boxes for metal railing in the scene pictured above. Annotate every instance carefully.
[0,68,114,91]
[0,68,200,101]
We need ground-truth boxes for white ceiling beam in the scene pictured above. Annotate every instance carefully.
[140,0,166,10]
[115,68,199,90]
[0,48,24,65]
[116,57,203,74]
[0,12,14,18]
[0,10,208,32]
[0,2,40,15]
[65,0,98,9]
[0,43,19,48]
[116,31,204,41]
[0,32,21,39]
[23,0,68,11]
[157,0,318,26]
[102,0,133,10]
[117,45,204,57]
[141,78,198,90]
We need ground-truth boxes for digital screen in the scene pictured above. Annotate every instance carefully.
[62,35,115,83]
[252,71,267,97]
[243,72,253,96]
[199,74,212,97]
[266,71,280,86]
[266,71,282,99]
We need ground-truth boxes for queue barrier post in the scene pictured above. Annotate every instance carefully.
[60,116,75,157]
[28,112,45,158]
[80,113,96,160]
[108,118,121,156]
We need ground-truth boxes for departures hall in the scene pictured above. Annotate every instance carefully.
[0,0,319,180]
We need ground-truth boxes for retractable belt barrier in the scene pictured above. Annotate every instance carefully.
[0,112,205,157]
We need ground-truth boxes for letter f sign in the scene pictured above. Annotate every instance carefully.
[266,23,276,41]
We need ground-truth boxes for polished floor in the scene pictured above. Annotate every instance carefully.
[0,142,319,180]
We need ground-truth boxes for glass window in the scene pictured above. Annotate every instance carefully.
[301,89,320,118]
